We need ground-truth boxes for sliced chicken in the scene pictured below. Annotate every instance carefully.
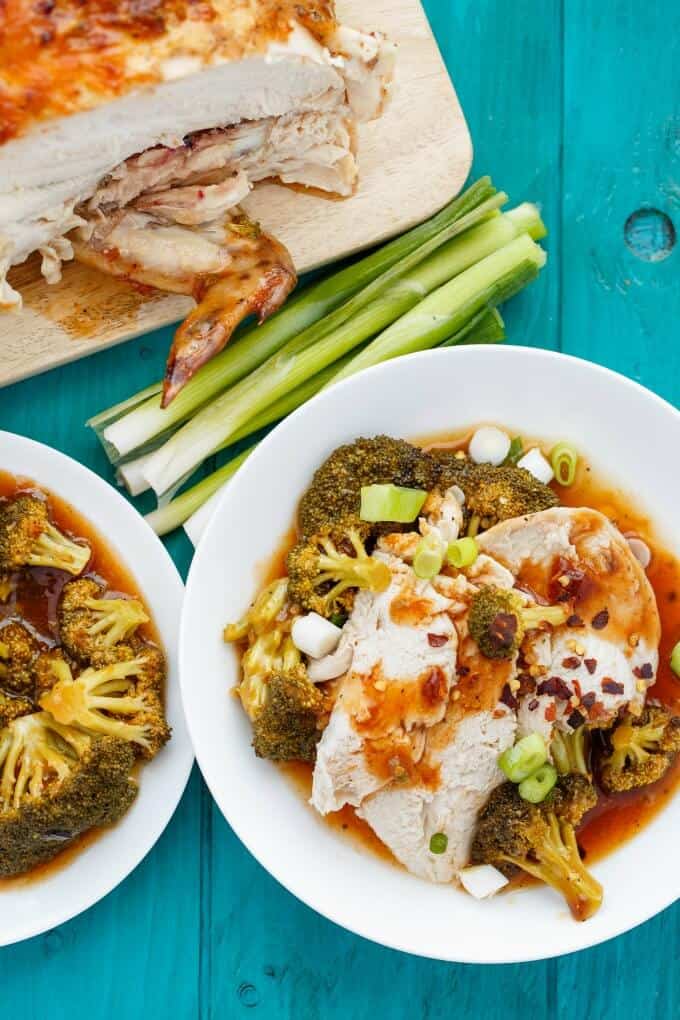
[0,2,394,396]
[357,637,516,882]
[477,507,661,736]
[311,556,458,815]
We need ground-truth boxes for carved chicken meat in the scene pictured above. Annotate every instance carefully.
[0,0,395,400]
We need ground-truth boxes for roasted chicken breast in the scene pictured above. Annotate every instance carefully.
[0,0,394,401]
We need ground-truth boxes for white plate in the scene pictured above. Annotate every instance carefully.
[180,346,680,962]
[0,431,193,946]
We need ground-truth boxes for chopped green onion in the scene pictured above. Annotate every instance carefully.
[429,832,448,854]
[518,763,558,803]
[671,641,680,678]
[413,534,445,579]
[550,442,579,487]
[359,484,427,523]
[447,536,479,569]
[498,733,547,783]
[329,612,348,628]
[503,436,524,466]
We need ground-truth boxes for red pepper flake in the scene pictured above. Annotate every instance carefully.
[197,189,205,199]
[561,656,581,670]
[537,676,573,700]
[421,667,448,705]
[549,559,586,602]
[500,684,519,710]
[567,614,585,628]
[584,658,597,675]
[589,701,608,720]
[581,692,597,709]
[517,672,537,696]
[601,678,624,695]
[573,679,582,699]
[427,633,448,647]
[591,609,609,630]
[633,663,654,680]
[544,703,557,722]
[528,698,539,711]
[567,709,584,729]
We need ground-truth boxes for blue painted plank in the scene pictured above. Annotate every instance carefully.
[556,1,680,1014]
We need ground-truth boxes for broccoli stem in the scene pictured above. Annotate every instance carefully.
[510,816,603,921]
[93,178,498,462]
[551,727,590,777]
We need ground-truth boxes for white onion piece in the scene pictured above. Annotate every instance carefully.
[291,613,342,659]
[459,864,509,899]
[307,639,354,682]
[517,447,554,484]
[469,426,511,466]
[626,536,652,569]
[450,484,466,505]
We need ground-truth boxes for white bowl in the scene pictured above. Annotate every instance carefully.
[0,431,192,946]
[181,346,680,962]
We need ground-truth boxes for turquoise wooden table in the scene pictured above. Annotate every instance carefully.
[1,1,678,1015]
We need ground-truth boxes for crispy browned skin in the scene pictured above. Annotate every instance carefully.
[0,0,336,145]
[163,225,296,405]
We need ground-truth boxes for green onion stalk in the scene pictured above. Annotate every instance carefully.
[93,177,498,462]
[145,308,506,537]
[331,233,546,384]
[118,353,357,497]
[141,211,545,499]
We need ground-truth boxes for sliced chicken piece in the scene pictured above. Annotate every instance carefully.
[419,486,465,545]
[311,556,457,814]
[477,507,661,734]
[357,637,517,882]
[73,210,296,405]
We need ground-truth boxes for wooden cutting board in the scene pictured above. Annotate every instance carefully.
[0,0,472,389]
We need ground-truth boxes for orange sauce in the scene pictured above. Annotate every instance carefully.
[263,430,680,871]
[0,470,161,887]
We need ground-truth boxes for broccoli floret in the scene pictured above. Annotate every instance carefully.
[0,712,137,876]
[298,436,439,536]
[468,585,569,659]
[471,775,602,920]
[287,519,391,617]
[0,495,90,575]
[551,725,591,777]
[58,578,149,665]
[598,705,680,793]
[225,595,325,760]
[223,578,289,644]
[429,454,558,533]
[251,667,324,762]
[0,691,34,727]
[0,621,40,695]
[38,649,170,759]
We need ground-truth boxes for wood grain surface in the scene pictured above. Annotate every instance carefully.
[0,1,679,1018]
[0,0,471,389]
